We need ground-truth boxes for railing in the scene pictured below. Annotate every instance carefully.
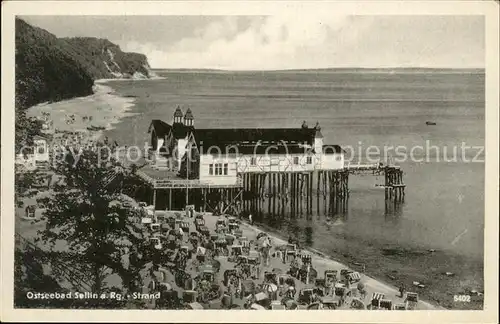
[137,170,243,189]
[345,162,382,170]
[155,179,203,188]
[344,159,401,173]
[15,233,92,292]
[155,177,243,189]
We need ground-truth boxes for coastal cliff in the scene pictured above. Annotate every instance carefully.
[15,18,154,109]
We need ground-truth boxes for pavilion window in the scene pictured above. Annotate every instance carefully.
[223,163,228,175]
[209,164,213,175]
[214,163,223,175]
[293,156,299,165]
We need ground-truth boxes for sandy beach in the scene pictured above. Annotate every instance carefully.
[16,199,440,310]
[234,220,441,310]
[26,81,138,141]
[138,208,441,310]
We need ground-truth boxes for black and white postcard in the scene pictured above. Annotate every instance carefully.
[1,1,498,323]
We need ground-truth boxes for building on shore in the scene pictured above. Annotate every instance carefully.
[15,134,50,169]
[146,107,346,187]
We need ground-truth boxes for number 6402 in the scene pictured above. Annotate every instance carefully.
[454,295,471,302]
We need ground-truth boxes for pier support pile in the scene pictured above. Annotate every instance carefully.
[136,165,406,221]
[384,167,406,202]
[241,170,349,219]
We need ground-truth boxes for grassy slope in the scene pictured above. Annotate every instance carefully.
[15,18,95,109]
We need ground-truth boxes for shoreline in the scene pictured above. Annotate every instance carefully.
[241,220,443,309]
[26,79,143,142]
[94,76,166,83]
[249,218,484,310]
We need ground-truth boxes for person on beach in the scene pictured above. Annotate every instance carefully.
[357,282,367,300]
[327,279,335,296]
[399,283,406,298]
[249,213,253,225]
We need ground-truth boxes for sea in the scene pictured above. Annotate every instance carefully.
[104,69,485,308]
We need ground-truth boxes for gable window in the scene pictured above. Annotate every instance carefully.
[250,157,257,166]
[223,163,228,175]
[293,156,299,165]
[209,164,213,175]
[306,156,312,164]
[37,146,45,154]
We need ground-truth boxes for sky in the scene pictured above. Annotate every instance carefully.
[21,15,485,70]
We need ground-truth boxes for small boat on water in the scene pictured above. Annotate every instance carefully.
[425,121,437,125]
[87,125,106,131]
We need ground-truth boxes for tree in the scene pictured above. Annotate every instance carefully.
[179,145,200,179]
[15,108,43,153]
[14,239,87,308]
[14,92,45,208]
[36,142,152,307]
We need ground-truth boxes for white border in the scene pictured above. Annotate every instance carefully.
[1,1,498,323]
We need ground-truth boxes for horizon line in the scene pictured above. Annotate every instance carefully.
[150,67,485,72]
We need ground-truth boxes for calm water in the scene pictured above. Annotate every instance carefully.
[105,70,484,280]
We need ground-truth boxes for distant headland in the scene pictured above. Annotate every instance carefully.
[15,18,156,110]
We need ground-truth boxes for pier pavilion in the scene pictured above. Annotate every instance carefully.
[137,107,405,215]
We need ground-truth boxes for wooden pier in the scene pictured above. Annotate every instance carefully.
[135,162,405,219]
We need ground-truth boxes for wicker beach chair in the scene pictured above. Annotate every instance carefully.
[370,292,385,309]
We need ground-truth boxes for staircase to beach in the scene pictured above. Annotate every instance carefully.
[15,233,92,293]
